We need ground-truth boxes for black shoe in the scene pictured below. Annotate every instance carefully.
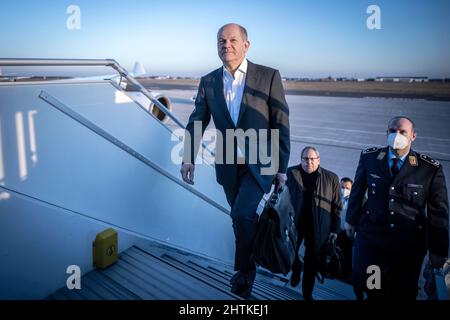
[231,275,250,298]
[230,271,241,286]
[231,269,256,299]
[303,294,315,301]
[290,256,302,287]
[231,282,253,299]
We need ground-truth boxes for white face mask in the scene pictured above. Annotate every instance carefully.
[341,188,350,199]
[387,133,409,150]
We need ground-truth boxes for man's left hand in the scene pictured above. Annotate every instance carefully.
[275,173,287,186]
[329,233,338,241]
[344,222,356,239]
[430,253,447,269]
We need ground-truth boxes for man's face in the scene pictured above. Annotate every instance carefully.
[387,118,416,150]
[341,181,352,192]
[301,149,320,174]
[217,25,249,67]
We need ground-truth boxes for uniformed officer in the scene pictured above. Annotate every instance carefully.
[345,116,449,300]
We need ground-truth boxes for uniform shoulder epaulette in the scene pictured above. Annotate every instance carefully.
[419,154,441,168]
[362,147,380,155]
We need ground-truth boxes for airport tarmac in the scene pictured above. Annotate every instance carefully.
[160,89,450,194]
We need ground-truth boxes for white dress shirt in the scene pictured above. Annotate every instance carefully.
[223,58,247,126]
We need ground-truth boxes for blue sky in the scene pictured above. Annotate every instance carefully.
[1,0,449,78]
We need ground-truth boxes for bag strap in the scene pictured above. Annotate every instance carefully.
[316,272,325,284]
[269,184,283,205]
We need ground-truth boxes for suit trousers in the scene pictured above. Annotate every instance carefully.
[298,220,316,299]
[337,229,354,282]
[223,164,265,272]
[352,233,426,300]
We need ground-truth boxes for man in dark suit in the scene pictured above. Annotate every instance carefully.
[286,146,341,300]
[345,116,449,300]
[180,23,290,298]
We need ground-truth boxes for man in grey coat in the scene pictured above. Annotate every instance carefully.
[181,23,290,298]
[286,146,341,300]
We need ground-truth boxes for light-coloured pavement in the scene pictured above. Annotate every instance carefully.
[161,89,450,191]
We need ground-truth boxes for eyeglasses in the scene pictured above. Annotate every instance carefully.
[302,157,319,162]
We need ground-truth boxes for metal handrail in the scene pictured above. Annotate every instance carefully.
[0,58,116,67]
[0,58,217,161]
[38,89,229,215]
[0,58,225,211]
[0,58,186,129]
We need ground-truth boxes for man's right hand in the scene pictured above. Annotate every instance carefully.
[430,253,447,270]
[181,163,195,185]
[345,222,356,238]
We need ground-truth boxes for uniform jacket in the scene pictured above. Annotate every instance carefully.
[286,165,342,255]
[184,61,290,193]
[346,146,449,257]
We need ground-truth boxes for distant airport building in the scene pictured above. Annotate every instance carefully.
[273,76,443,83]
[376,76,429,83]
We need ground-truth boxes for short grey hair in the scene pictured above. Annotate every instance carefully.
[301,146,320,158]
[388,116,416,133]
[217,23,248,41]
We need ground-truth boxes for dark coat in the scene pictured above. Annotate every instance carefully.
[184,61,290,194]
[346,146,449,257]
[286,165,342,255]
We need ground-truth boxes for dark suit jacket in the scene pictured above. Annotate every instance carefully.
[184,61,290,193]
[346,146,449,257]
